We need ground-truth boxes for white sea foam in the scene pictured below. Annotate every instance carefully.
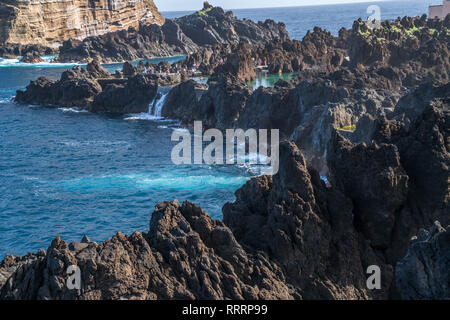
[172,128,190,133]
[59,172,250,191]
[0,56,81,68]
[124,113,163,121]
[124,93,170,121]
[59,107,88,113]
[0,97,12,104]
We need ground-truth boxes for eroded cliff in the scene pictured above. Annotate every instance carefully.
[0,0,164,45]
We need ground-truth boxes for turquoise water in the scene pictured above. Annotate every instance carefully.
[0,1,432,259]
[248,72,298,89]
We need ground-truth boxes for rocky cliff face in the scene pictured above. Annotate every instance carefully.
[2,14,449,300]
[55,6,289,62]
[0,0,164,46]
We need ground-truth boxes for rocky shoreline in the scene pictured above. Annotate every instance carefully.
[0,137,448,299]
[0,6,288,64]
[1,8,449,300]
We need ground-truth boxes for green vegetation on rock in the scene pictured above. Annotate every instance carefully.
[197,7,213,16]
[338,124,357,132]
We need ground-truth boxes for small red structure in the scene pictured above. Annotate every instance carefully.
[203,1,213,10]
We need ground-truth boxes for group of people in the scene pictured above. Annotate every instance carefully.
[253,56,269,68]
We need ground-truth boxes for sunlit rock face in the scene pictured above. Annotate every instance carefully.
[0,0,164,46]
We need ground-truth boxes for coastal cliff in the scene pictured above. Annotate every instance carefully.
[0,0,164,46]
[3,12,449,300]
[55,6,289,62]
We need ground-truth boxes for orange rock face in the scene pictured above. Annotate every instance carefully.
[0,0,164,46]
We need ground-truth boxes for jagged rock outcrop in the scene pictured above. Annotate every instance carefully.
[0,43,56,59]
[3,14,449,301]
[213,43,256,82]
[0,200,297,300]
[55,6,289,63]
[14,66,103,107]
[90,74,157,113]
[224,141,384,300]
[162,72,252,129]
[0,0,164,46]
[396,221,450,300]
[161,80,208,120]
[179,27,349,78]
[175,6,288,47]
[0,133,448,300]
[55,22,198,63]
[19,51,44,63]
[14,61,159,113]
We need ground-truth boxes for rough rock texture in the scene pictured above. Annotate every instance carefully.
[214,43,256,82]
[328,136,409,249]
[3,15,449,301]
[0,137,448,300]
[396,221,450,300]
[175,7,288,47]
[19,51,44,63]
[162,72,252,129]
[14,61,159,113]
[179,27,348,78]
[161,80,208,120]
[164,15,449,177]
[55,6,289,63]
[90,74,157,113]
[0,200,297,300]
[0,43,56,58]
[0,0,164,46]
[14,66,103,107]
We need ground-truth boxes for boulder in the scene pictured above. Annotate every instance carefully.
[15,66,102,107]
[122,61,137,78]
[19,51,44,63]
[90,74,158,113]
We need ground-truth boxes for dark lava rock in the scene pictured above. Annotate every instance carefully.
[0,43,56,59]
[0,134,448,300]
[161,71,251,129]
[86,59,111,79]
[161,79,207,119]
[15,66,102,107]
[19,51,44,63]
[396,221,450,300]
[90,74,158,114]
[56,6,289,63]
[122,61,137,78]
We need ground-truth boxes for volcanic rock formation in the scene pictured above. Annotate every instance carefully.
[0,0,164,46]
[55,6,289,63]
[1,138,448,299]
[3,14,449,301]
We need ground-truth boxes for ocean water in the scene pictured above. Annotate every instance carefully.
[162,0,431,40]
[0,0,433,259]
[0,57,259,258]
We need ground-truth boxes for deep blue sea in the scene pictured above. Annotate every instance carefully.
[0,1,431,258]
[163,0,431,40]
